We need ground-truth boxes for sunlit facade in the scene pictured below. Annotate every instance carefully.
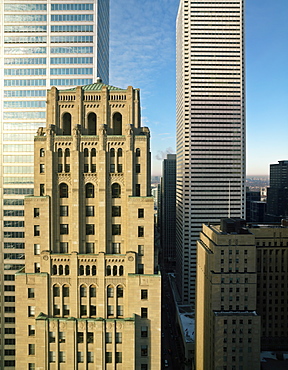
[0,1,109,368]
[176,0,246,304]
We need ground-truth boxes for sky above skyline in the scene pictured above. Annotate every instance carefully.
[110,0,288,177]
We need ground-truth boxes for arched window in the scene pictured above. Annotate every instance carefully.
[53,284,60,297]
[59,265,63,275]
[117,285,123,298]
[62,113,71,135]
[113,265,117,276]
[91,148,96,157]
[52,265,57,275]
[111,183,121,198]
[107,285,114,298]
[92,265,96,276]
[85,183,94,198]
[59,183,68,198]
[136,148,140,157]
[80,285,87,297]
[40,148,45,157]
[110,148,115,157]
[58,148,63,157]
[106,265,111,276]
[63,284,69,297]
[79,265,84,276]
[90,285,96,297]
[118,148,122,157]
[65,265,70,275]
[119,265,124,276]
[65,148,70,157]
[84,148,89,157]
[88,112,97,135]
[113,112,122,135]
[86,265,90,276]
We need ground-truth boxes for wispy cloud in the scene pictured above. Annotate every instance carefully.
[155,147,175,160]
[110,0,178,90]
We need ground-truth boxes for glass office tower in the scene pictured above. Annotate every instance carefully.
[0,1,109,367]
[176,0,245,304]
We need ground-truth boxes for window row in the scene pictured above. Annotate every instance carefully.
[51,36,93,44]
[4,68,46,76]
[4,90,46,97]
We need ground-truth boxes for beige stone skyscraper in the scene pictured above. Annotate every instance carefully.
[15,82,161,369]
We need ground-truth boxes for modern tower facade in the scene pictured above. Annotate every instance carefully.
[176,0,246,303]
[15,83,161,369]
[266,160,288,221]
[160,154,176,263]
[0,1,109,368]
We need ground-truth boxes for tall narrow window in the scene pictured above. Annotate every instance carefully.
[87,112,97,135]
[113,113,122,135]
[62,112,71,135]
[59,183,68,198]
[111,183,121,198]
[85,183,94,198]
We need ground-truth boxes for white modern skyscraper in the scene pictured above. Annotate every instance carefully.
[0,1,109,368]
[176,0,245,304]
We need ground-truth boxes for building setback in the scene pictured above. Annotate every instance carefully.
[0,1,109,368]
[176,0,246,304]
[15,83,161,369]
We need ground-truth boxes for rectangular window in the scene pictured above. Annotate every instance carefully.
[49,351,56,363]
[141,345,148,357]
[59,332,65,343]
[60,206,68,217]
[138,208,144,218]
[110,164,115,173]
[116,352,122,363]
[141,307,148,319]
[112,243,121,254]
[34,263,40,273]
[136,164,141,173]
[87,352,94,363]
[59,351,66,363]
[105,332,112,343]
[106,352,112,363]
[107,305,114,316]
[141,289,148,300]
[77,352,84,363]
[116,332,122,343]
[58,164,63,173]
[90,305,96,316]
[60,224,69,234]
[87,332,94,343]
[107,287,114,297]
[28,306,35,317]
[117,164,122,173]
[84,164,89,173]
[112,206,121,217]
[34,244,40,255]
[34,225,40,236]
[136,184,140,196]
[34,208,39,217]
[80,305,87,316]
[40,184,45,196]
[117,305,123,316]
[28,325,35,336]
[40,164,45,173]
[28,364,35,370]
[86,206,94,217]
[65,164,70,173]
[138,264,144,274]
[138,245,144,256]
[86,242,94,253]
[60,242,68,253]
[86,224,95,235]
[63,305,69,316]
[141,326,148,337]
[53,305,60,316]
[138,226,144,237]
[77,332,84,343]
[112,224,121,235]
[28,344,35,355]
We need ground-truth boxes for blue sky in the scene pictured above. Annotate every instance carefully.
[110,0,288,176]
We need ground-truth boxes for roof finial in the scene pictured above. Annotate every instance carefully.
[96,77,102,83]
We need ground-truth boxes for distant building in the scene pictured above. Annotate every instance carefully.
[196,219,288,369]
[160,154,176,264]
[15,83,161,369]
[250,201,266,223]
[246,188,260,221]
[266,160,288,221]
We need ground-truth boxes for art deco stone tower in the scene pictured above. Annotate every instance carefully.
[15,83,161,370]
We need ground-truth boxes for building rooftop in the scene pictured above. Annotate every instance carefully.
[60,81,125,92]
